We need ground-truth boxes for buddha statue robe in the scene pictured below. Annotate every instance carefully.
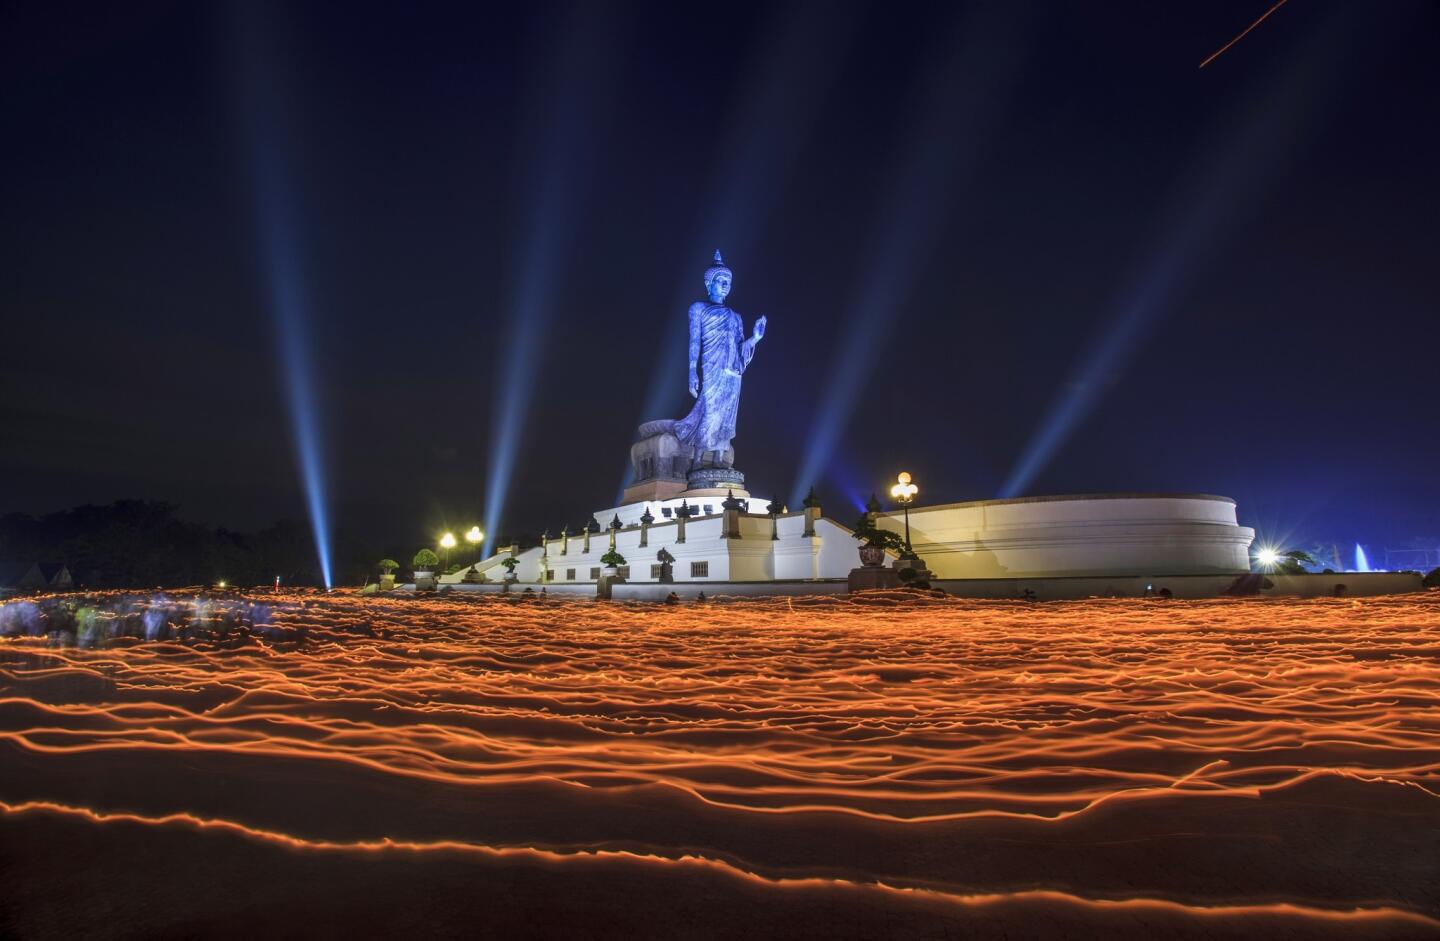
[672,300,754,464]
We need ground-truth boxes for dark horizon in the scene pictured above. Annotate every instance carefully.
[4,0,1437,568]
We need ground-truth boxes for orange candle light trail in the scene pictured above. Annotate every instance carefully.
[2,589,1437,936]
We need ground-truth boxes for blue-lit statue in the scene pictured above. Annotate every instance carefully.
[671,251,766,467]
[628,250,768,494]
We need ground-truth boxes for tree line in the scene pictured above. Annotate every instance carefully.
[0,501,329,588]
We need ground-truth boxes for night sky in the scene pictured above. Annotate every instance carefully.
[3,1,1437,564]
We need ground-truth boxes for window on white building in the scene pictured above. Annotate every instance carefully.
[590,567,601,580]
[566,568,576,580]
[650,564,663,578]
[691,561,709,578]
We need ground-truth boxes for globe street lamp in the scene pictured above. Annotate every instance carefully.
[439,531,457,570]
[890,471,919,560]
[465,525,484,569]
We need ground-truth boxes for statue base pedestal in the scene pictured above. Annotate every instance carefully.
[622,478,689,504]
[686,465,745,493]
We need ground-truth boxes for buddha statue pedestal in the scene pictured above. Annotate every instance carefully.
[685,464,745,495]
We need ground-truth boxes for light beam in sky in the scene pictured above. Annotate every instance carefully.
[484,3,612,546]
[1355,543,1372,573]
[231,1,332,588]
[1000,5,1366,499]
[789,5,1026,508]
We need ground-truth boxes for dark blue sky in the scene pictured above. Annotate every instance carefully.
[2,0,1436,559]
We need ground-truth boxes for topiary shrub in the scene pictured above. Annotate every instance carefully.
[412,549,439,572]
[1425,567,1440,589]
[852,515,907,554]
[600,550,626,567]
[1274,549,1317,575]
[378,559,399,575]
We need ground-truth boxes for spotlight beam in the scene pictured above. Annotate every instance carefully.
[485,4,614,545]
[230,2,332,588]
[790,5,1027,508]
[999,6,1365,500]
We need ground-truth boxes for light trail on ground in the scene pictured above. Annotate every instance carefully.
[2,591,1438,935]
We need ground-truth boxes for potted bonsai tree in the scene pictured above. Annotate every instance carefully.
[378,559,399,591]
[500,556,519,582]
[852,515,907,567]
[599,549,626,579]
[412,548,440,590]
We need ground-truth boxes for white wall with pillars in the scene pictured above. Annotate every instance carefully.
[443,492,1255,588]
[454,508,841,585]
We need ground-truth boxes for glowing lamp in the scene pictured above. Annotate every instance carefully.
[889,471,919,559]
[464,525,485,569]
[439,533,457,549]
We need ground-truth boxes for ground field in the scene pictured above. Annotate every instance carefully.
[2,591,1438,938]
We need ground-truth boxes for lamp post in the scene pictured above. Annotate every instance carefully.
[465,525,484,569]
[890,472,919,560]
[439,531,457,570]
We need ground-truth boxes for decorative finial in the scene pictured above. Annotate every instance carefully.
[866,493,881,514]
[640,506,655,525]
[609,513,622,531]
[586,516,601,534]
[802,486,821,509]
[722,488,744,511]
[714,249,723,263]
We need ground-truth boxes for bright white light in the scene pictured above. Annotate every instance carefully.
[439,532,457,549]
[1255,547,1280,569]
[465,526,484,545]
[890,471,918,503]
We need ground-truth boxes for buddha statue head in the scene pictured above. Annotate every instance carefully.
[703,250,732,303]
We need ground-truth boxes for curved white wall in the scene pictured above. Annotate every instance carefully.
[873,493,1254,577]
[444,493,1256,589]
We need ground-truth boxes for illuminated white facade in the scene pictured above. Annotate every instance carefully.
[869,493,1255,578]
[441,491,1255,589]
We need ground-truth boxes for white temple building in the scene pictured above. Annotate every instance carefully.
[433,251,1420,600]
[437,487,1421,599]
[440,487,1277,598]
